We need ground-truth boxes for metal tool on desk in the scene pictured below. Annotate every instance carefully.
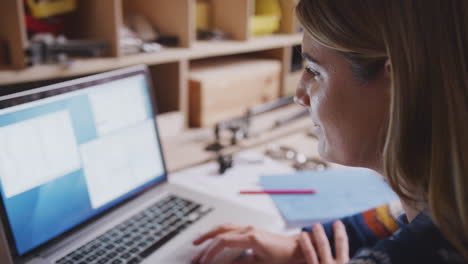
[246,96,294,118]
[207,117,247,175]
[216,153,266,175]
[205,96,296,174]
[205,116,248,152]
[265,144,329,170]
[206,96,295,151]
[217,153,233,174]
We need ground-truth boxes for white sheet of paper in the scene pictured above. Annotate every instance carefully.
[170,151,294,216]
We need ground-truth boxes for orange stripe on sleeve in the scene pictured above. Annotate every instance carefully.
[376,205,400,234]
[362,208,393,239]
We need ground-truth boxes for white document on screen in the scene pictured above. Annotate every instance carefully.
[0,110,81,198]
[88,75,148,137]
[80,120,164,209]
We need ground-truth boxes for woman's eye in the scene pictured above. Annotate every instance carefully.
[305,67,320,79]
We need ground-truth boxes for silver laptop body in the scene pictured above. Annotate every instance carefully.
[0,65,279,264]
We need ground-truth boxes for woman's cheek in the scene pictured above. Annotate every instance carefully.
[311,90,326,126]
[313,91,341,160]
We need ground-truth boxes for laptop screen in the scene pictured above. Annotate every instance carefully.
[0,67,167,256]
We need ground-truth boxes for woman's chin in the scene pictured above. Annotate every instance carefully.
[316,132,344,166]
[317,139,342,166]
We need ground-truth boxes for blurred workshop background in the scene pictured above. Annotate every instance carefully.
[0,0,331,173]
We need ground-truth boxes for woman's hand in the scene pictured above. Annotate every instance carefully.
[191,223,303,264]
[299,221,349,264]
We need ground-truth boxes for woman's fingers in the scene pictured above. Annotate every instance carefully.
[299,232,319,264]
[195,232,258,264]
[312,223,333,263]
[193,223,243,245]
[333,221,349,263]
[191,226,254,264]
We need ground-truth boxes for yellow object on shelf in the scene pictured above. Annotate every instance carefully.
[196,0,211,31]
[251,15,281,36]
[26,0,76,19]
[255,0,282,16]
[251,0,282,36]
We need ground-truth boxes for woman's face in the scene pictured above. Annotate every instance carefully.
[296,34,390,171]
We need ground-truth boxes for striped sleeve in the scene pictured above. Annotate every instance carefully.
[302,200,403,257]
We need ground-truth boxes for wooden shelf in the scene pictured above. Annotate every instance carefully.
[0,34,301,85]
[0,0,27,69]
[0,0,303,128]
[191,34,301,59]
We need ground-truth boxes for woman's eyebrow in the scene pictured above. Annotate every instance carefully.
[301,52,322,65]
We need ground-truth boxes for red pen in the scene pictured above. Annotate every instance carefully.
[239,189,316,195]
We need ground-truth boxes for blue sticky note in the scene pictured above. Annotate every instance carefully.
[259,168,399,227]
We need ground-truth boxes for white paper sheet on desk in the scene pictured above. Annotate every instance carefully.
[169,151,294,218]
[259,168,399,228]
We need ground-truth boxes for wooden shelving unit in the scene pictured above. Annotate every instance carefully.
[0,0,27,69]
[0,0,302,121]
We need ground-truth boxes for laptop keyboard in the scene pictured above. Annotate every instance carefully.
[55,195,212,264]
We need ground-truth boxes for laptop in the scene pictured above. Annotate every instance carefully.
[0,65,280,264]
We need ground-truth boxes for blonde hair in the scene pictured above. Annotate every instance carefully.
[296,0,468,260]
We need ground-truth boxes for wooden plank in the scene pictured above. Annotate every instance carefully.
[0,0,27,69]
[188,79,202,127]
[0,41,7,67]
[149,59,188,122]
[0,34,302,85]
[149,61,182,114]
[279,0,300,34]
[179,59,189,126]
[66,0,122,57]
[256,47,291,97]
[190,34,301,59]
[212,0,250,41]
[123,0,192,48]
[188,0,197,45]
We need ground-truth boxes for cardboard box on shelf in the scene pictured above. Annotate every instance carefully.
[189,57,281,127]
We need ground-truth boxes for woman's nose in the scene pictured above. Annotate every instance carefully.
[295,78,311,107]
[294,95,310,107]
